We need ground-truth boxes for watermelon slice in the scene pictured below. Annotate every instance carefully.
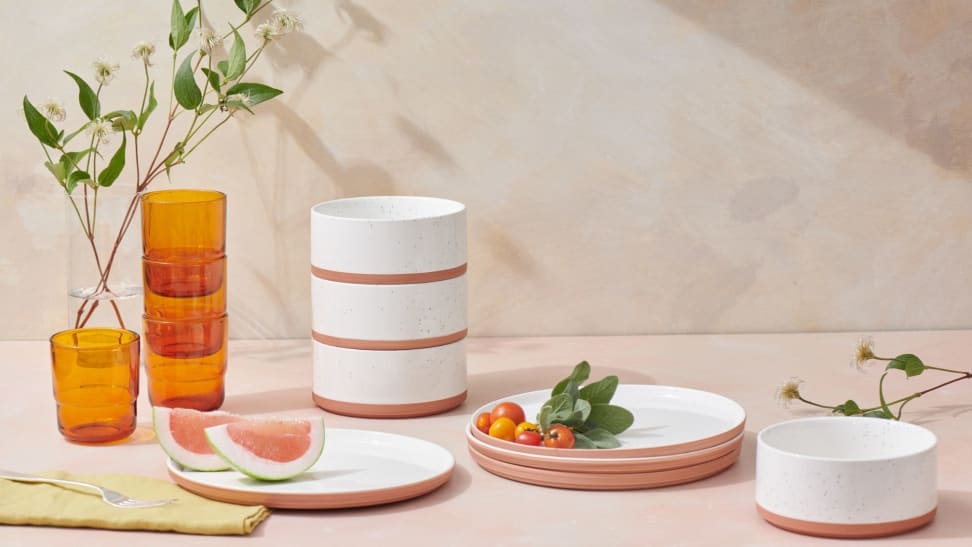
[154,407,245,471]
[205,418,326,481]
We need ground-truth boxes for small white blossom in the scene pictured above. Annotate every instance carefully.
[775,377,804,408]
[269,8,303,36]
[254,22,276,42]
[198,28,223,54]
[92,58,120,85]
[851,336,876,371]
[86,118,115,145]
[131,41,156,66]
[41,99,66,122]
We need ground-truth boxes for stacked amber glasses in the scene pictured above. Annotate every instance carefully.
[141,190,227,410]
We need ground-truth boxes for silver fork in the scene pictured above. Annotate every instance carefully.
[0,469,177,509]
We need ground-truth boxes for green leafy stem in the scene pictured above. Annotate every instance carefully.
[537,361,635,449]
[23,0,283,329]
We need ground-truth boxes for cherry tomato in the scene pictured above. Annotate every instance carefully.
[490,402,526,427]
[514,421,539,437]
[543,424,576,449]
[515,430,543,446]
[488,417,517,441]
[474,412,492,435]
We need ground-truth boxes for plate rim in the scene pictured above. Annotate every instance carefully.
[469,384,747,458]
[166,428,455,510]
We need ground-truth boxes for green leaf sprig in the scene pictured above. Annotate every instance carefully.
[777,337,972,420]
[537,361,635,449]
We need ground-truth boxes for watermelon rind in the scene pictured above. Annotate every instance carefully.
[153,407,242,472]
[205,418,326,481]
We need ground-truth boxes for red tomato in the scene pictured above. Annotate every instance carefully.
[488,417,517,441]
[515,430,543,446]
[490,402,526,426]
[543,424,575,449]
[474,412,492,435]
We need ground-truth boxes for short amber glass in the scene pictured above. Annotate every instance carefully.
[143,255,225,299]
[141,190,225,260]
[143,276,226,321]
[49,328,139,443]
[144,325,227,411]
[143,313,227,359]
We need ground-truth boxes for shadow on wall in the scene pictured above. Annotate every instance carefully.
[657,0,972,177]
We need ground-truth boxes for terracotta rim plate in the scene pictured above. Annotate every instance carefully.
[470,385,746,458]
[468,443,740,490]
[466,425,744,474]
[167,429,454,509]
[757,504,937,539]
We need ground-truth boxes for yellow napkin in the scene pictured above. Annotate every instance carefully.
[0,471,270,535]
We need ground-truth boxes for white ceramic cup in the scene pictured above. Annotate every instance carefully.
[309,196,467,417]
[755,417,937,539]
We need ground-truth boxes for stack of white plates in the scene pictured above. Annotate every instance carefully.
[467,385,746,490]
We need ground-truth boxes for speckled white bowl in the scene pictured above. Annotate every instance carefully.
[310,275,467,347]
[310,196,466,276]
[756,417,937,539]
[311,339,466,418]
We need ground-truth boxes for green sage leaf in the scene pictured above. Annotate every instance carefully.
[63,71,100,120]
[552,361,591,396]
[67,170,92,192]
[538,405,552,432]
[97,133,126,187]
[201,68,221,93]
[225,29,246,81]
[225,82,283,107]
[588,403,634,435]
[23,96,60,147]
[137,82,158,130]
[169,0,189,51]
[886,354,925,378]
[574,398,592,422]
[582,428,622,449]
[572,432,595,449]
[174,53,202,109]
[579,375,619,405]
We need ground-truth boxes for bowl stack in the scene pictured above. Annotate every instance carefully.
[310,196,468,418]
[467,385,747,490]
[141,189,228,411]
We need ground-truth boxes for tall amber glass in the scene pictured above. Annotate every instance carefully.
[50,328,139,443]
[141,190,225,260]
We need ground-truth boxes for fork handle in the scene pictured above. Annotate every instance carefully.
[0,469,102,495]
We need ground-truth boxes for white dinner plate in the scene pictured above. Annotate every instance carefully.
[167,429,455,509]
[469,385,746,458]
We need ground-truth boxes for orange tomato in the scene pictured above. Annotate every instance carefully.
[474,412,492,435]
[514,421,539,437]
[488,417,517,441]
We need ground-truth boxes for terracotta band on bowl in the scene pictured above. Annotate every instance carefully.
[312,391,467,418]
[756,504,936,539]
[311,263,467,285]
[311,329,467,351]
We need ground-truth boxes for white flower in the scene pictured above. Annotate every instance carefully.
[198,28,223,54]
[92,58,120,85]
[41,99,66,122]
[269,8,303,36]
[131,41,156,66]
[85,118,115,145]
[775,377,804,408]
[851,336,876,371]
[254,22,276,42]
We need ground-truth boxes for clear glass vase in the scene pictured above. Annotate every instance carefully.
[66,188,143,330]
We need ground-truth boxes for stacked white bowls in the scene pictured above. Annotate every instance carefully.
[310,196,468,418]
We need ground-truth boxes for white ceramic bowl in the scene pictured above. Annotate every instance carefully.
[310,196,466,276]
[755,417,937,539]
[312,339,466,418]
[310,275,466,348]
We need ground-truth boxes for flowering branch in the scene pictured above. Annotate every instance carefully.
[22,0,303,329]
[776,336,972,420]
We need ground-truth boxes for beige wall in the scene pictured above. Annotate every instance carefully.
[3,1,972,339]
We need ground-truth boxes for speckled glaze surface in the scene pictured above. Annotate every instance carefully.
[755,417,937,536]
[310,196,466,275]
[312,339,467,405]
[310,275,467,342]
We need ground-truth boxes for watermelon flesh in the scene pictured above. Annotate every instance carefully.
[206,418,326,481]
[154,407,244,471]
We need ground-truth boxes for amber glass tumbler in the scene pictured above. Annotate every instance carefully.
[143,314,227,410]
[141,190,225,260]
[50,328,139,443]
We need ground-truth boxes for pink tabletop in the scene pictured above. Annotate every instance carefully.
[1,332,971,545]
